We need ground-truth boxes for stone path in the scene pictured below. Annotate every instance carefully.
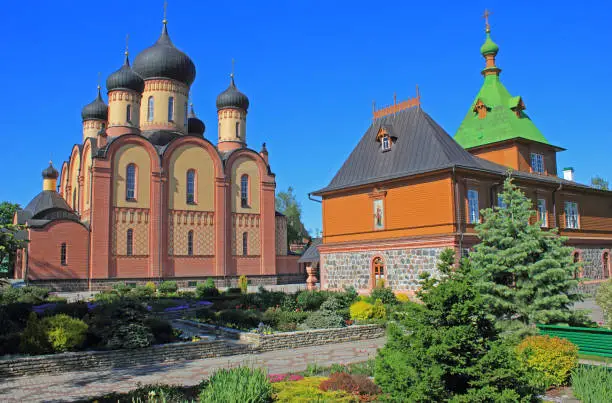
[1,338,385,403]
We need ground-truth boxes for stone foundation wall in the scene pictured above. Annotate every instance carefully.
[0,324,385,378]
[577,248,609,280]
[322,247,444,291]
[30,273,306,292]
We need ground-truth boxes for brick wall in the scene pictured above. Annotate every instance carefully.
[0,324,385,378]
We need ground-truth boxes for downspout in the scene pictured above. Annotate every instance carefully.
[159,166,164,280]
[452,167,463,253]
[552,183,563,228]
[88,165,93,291]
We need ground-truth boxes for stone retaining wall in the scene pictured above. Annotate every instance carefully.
[0,324,385,378]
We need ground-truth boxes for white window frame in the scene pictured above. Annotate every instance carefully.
[468,189,480,224]
[382,136,391,151]
[565,201,579,229]
[537,198,547,227]
[530,153,545,174]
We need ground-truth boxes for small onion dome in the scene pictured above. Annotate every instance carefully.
[42,161,59,179]
[187,104,205,136]
[133,22,196,87]
[216,75,249,111]
[106,53,145,93]
[81,87,108,121]
[480,32,499,56]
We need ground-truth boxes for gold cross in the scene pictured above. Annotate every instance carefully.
[125,34,129,56]
[483,9,492,32]
[231,58,235,78]
[163,0,168,24]
[97,72,101,90]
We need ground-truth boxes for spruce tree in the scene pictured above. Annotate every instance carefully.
[470,175,582,325]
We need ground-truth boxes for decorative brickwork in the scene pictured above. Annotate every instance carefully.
[275,215,288,255]
[322,247,444,291]
[112,207,150,256]
[168,210,215,256]
[143,79,189,96]
[232,213,261,256]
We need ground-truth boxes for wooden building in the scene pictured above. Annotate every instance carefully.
[312,22,612,296]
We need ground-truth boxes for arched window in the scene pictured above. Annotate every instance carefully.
[126,104,132,123]
[126,164,136,201]
[147,96,154,122]
[603,251,610,279]
[235,121,240,140]
[187,230,194,256]
[60,243,67,266]
[184,101,188,127]
[186,169,196,204]
[372,257,385,288]
[240,174,249,208]
[126,229,134,256]
[573,251,582,279]
[168,97,174,122]
[242,232,248,256]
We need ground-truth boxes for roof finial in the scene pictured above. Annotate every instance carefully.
[189,102,195,116]
[97,72,101,93]
[125,34,129,56]
[483,9,492,33]
[163,0,168,25]
[231,58,235,78]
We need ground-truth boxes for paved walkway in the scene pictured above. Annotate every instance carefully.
[1,338,385,403]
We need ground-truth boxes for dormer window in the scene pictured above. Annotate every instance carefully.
[376,126,394,152]
[473,99,488,119]
[382,135,391,151]
[510,97,526,118]
[530,153,544,174]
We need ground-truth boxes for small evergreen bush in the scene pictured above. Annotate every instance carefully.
[19,312,51,355]
[107,323,154,350]
[370,298,386,320]
[272,377,356,402]
[302,310,345,330]
[595,278,612,329]
[51,301,89,319]
[158,281,178,296]
[238,275,249,294]
[196,282,219,299]
[0,286,50,305]
[94,291,120,304]
[144,317,175,344]
[262,307,308,331]
[43,314,88,352]
[296,290,329,311]
[199,367,272,403]
[571,364,612,403]
[396,293,411,303]
[319,372,381,397]
[204,278,215,289]
[516,335,578,389]
[113,282,132,297]
[349,301,373,320]
[370,286,397,305]
[145,281,157,294]
[132,285,155,299]
[216,309,262,330]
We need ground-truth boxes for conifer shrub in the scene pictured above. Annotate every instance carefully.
[196,282,219,298]
[113,282,132,297]
[19,312,51,355]
[296,290,330,311]
[302,296,346,329]
[396,293,411,303]
[515,335,578,389]
[272,377,357,402]
[145,281,157,294]
[132,285,155,299]
[595,278,612,329]
[0,286,50,305]
[349,301,374,321]
[262,307,308,331]
[238,275,249,294]
[370,286,397,305]
[370,299,386,320]
[204,278,215,289]
[319,372,381,398]
[94,291,121,304]
[51,301,89,319]
[43,314,88,352]
[199,367,272,403]
[158,281,178,296]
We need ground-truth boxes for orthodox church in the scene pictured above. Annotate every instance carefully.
[313,18,612,296]
[13,16,301,290]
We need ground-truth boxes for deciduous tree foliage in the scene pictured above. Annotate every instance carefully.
[275,187,308,245]
[470,176,582,325]
[0,201,24,277]
[591,176,609,190]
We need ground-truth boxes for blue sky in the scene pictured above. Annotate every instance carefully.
[1,1,611,233]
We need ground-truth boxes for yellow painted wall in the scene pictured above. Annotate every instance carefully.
[82,147,92,212]
[323,175,455,243]
[112,144,151,208]
[218,109,246,144]
[69,151,81,211]
[231,157,260,213]
[168,145,215,211]
[139,80,188,133]
[82,120,105,142]
[108,90,141,128]
[232,214,261,256]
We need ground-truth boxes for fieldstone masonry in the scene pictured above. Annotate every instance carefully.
[577,247,609,280]
[322,247,444,291]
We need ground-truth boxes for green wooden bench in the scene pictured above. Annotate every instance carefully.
[537,324,612,358]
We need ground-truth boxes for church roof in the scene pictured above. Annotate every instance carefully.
[313,107,485,194]
[17,190,80,226]
[298,238,321,263]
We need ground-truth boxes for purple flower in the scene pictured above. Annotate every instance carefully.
[164,305,189,312]
[87,302,98,311]
[32,303,57,313]
[195,301,212,306]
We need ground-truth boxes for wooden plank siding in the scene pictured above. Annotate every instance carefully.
[322,173,455,244]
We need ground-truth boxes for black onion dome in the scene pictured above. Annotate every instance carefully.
[106,53,145,93]
[81,87,108,121]
[187,104,205,136]
[143,129,181,146]
[42,161,59,179]
[216,76,249,111]
[133,23,196,87]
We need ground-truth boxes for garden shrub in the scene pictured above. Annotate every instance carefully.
[238,275,249,294]
[86,300,155,350]
[199,367,272,403]
[204,278,215,289]
[94,291,120,304]
[158,281,178,296]
[396,293,411,303]
[43,314,88,352]
[349,301,373,321]
[19,312,51,355]
[226,287,242,295]
[571,364,612,403]
[515,335,578,388]
[0,332,21,355]
[216,309,262,330]
[370,298,386,320]
[0,286,49,305]
[319,372,381,397]
[301,309,345,329]
[51,301,89,319]
[107,323,154,350]
[273,377,357,402]
[595,278,612,329]
[370,286,397,305]
[145,281,157,293]
[132,285,155,299]
[262,307,308,331]
[113,282,133,297]
[296,290,329,311]
[144,317,175,344]
[196,282,220,299]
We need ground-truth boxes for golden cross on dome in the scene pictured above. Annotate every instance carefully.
[231,58,235,78]
[483,9,492,32]
[163,0,168,24]
[97,72,101,90]
[125,34,129,56]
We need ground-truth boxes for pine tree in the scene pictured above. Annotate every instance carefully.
[470,175,582,325]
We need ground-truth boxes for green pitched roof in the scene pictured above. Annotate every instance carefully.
[454,31,551,150]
